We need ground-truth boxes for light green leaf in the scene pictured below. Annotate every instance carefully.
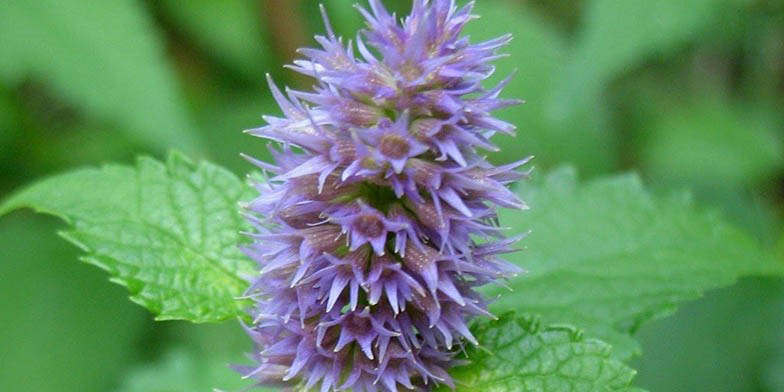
[0,0,203,153]
[0,152,256,322]
[443,314,641,392]
[465,1,615,175]
[116,348,270,392]
[158,0,272,82]
[492,167,782,359]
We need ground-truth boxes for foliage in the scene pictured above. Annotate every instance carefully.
[0,0,203,153]
[158,0,273,82]
[443,314,641,392]
[116,348,262,392]
[492,167,781,359]
[0,152,256,322]
[1,0,784,391]
[465,1,615,175]
[0,214,148,391]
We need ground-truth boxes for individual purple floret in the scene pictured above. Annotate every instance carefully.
[240,1,530,390]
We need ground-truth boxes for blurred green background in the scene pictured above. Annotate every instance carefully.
[1,0,783,391]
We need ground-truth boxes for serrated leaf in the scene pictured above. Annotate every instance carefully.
[492,167,782,359]
[0,152,256,322]
[443,314,641,392]
[465,1,615,175]
[158,0,272,82]
[0,0,203,153]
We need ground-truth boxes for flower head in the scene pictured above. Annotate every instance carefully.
[241,1,530,390]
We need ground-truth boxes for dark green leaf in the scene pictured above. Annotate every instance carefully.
[550,0,743,119]
[194,92,277,175]
[0,0,204,153]
[0,152,256,322]
[159,0,272,82]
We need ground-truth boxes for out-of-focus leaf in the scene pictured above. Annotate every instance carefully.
[0,88,15,147]
[442,314,641,392]
[551,0,742,119]
[0,152,256,322]
[769,357,784,392]
[0,214,149,392]
[195,92,277,175]
[159,0,272,82]
[115,348,270,392]
[324,0,411,39]
[632,278,784,392]
[492,167,781,359]
[19,121,139,176]
[465,1,615,175]
[323,0,366,39]
[639,97,784,187]
[613,75,784,244]
[0,0,203,153]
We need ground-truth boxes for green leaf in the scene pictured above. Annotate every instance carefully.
[158,0,272,82]
[116,321,269,392]
[0,214,150,392]
[639,96,784,187]
[116,348,270,392]
[465,1,615,175]
[768,357,784,392]
[0,87,16,148]
[443,314,641,392]
[0,152,256,322]
[0,0,204,153]
[550,0,742,120]
[194,92,278,175]
[632,278,784,392]
[492,167,782,359]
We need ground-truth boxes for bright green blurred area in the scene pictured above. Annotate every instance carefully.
[0,0,783,391]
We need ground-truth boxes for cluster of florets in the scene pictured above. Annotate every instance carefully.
[239,1,529,390]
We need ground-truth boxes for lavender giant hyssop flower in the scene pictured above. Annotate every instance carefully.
[240,1,529,390]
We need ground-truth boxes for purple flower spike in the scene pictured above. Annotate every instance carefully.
[242,1,529,390]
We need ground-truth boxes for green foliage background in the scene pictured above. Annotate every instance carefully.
[0,0,783,391]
